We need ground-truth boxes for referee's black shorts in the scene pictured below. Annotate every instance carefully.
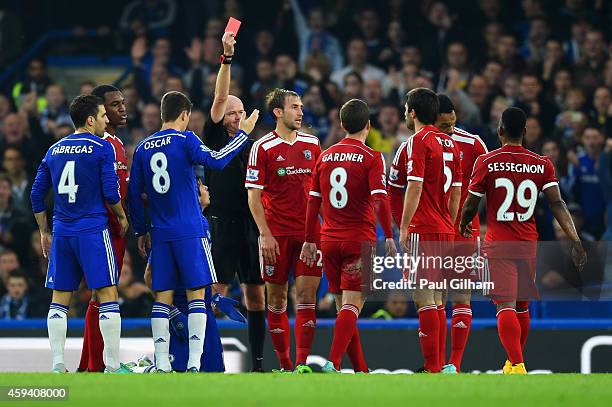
[208,214,263,285]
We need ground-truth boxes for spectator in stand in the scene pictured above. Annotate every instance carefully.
[0,173,32,261]
[437,42,471,92]
[302,84,332,142]
[362,78,385,126]
[11,58,53,112]
[378,20,406,70]
[589,86,612,137]
[357,8,383,62]
[567,127,606,238]
[79,80,97,95]
[481,95,510,149]
[541,39,567,83]
[0,249,20,297]
[524,116,544,153]
[39,84,72,137]
[122,84,142,131]
[482,61,504,96]
[140,103,162,136]
[2,147,31,214]
[331,38,385,89]
[502,74,521,105]
[341,71,364,103]
[515,73,558,135]
[548,68,573,111]
[418,1,464,73]
[573,30,607,95]
[520,17,551,67]
[287,0,343,71]
[0,270,40,319]
[366,102,406,161]
[542,138,569,180]
[496,34,526,76]
[187,108,206,136]
[369,290,414,319]
[482,22,505,63]
[274,54,308,96]
[250,59,277,112]
[564,19,591,64]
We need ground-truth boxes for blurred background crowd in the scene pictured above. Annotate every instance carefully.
[0,0,611,320]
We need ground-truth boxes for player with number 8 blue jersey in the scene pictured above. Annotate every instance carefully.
[128,91,259,372]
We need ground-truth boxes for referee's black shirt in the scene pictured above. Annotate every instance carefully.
[202,118,254,217]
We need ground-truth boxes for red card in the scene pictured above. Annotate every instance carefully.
[225,17,242,36]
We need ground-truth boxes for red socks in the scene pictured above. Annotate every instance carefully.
[295,303,316,365]
[437,305,447,369]
[267,305,293,370]
[418,305,440,372]
[497,307,523,364]
[449,304,472,371]
[347,326,368,372]
[516,301,530,350]
[328,304,359,369]
[78,301,105,372]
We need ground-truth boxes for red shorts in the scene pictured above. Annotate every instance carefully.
[448,235,482,283]
[321,241,374,294]
[404,232,454,286]
[110,234,127,277]
[482,256,538,303]
[259,235,322,285]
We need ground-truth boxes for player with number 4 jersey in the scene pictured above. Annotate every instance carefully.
[301,99,396,373]
[128,91,259,373]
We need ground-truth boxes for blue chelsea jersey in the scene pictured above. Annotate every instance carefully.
[30,132,120,236]
[128,128,248,241]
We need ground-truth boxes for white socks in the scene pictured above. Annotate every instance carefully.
[47,303,69,369]
[99,302,122,371]
[151,302,171,372]
[187,299,207,371]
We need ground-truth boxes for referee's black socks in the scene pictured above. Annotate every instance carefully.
[247,310,266,371]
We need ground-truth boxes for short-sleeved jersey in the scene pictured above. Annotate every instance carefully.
[30,132,120,236]
[402,124,462,234]
[103,132,129,236]
[245,131,321,237]
[128,128,248,242]
[468,144,558,243]
[309,137,387,242]
[451,127,488,235]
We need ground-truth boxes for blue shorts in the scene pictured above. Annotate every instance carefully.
[150,236,217,291]
[170,287,225,372]
[46,228,118,291]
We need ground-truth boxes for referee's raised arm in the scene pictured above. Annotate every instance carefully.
[209,32,235,127]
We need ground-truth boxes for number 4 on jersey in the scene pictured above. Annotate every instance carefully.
[58,161,78,203]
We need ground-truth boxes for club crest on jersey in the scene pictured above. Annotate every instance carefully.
[277,167,286,176]
[303,150,312,160]
[265,265,275,276]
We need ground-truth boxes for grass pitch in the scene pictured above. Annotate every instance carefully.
[2,373,611,407]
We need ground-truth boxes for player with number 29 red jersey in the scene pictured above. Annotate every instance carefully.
[460,107,587,374]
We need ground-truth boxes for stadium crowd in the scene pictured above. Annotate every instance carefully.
[0,0,611,319]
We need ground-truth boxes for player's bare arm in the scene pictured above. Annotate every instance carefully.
[399,180,423,251]
[459,193,481,238]
[210,32,236,123]
[33,211,52,258]
[109,201,129,237]
[543,185,587,271]
[248,188,280,264]
[448,185,461,224]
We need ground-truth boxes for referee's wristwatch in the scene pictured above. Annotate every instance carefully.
[220,54,233,65]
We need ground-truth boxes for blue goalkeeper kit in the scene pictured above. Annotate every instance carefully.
[128,128,248,290]
[30,133,121,290]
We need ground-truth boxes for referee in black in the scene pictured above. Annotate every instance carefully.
[202,31,266,372]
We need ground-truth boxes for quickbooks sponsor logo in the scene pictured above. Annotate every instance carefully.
[277,167,286,176]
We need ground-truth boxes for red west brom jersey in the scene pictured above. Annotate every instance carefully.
[404,125,462,234]
[451,127,488,236]
[309,137,387,242]
[246,131,321,237]
[103,132,129,236]
[468,144,558,244]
